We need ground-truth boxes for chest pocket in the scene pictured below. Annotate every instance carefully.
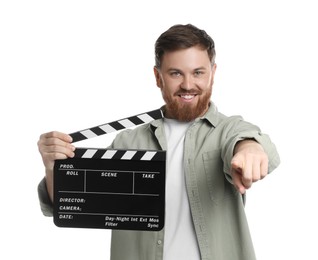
[202,150,227,203]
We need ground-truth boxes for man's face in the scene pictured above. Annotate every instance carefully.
[154,46,217,121]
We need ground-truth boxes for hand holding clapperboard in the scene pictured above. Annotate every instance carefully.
[53,109,166,231]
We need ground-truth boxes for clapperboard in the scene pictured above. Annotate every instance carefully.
[53,109,166,231]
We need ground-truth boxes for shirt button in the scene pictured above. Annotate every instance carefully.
[157,240,162,245]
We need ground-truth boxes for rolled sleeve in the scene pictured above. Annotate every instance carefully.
[250,131,281,173]
[221,117,280,176]
[37,178,54,217]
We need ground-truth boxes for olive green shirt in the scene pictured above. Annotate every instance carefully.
[38,103,280,260]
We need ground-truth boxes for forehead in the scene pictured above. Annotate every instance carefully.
[160,46,211,70]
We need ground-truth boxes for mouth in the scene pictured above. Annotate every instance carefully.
[178,93,197,102]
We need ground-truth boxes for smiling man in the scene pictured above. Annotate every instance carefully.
[37,24,280,260]
[154,46,215,122]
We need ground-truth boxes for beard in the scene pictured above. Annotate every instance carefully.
[163,88,212,122]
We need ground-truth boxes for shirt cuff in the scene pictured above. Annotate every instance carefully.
[222,131,281,176]
[37,178,54,217]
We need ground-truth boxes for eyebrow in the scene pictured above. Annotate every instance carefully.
[167,66,207,72]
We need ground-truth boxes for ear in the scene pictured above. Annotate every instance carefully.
[153,66,162,89]
[209,63,217,87]
[212,63,217,77]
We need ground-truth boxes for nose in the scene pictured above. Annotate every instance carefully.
[181,75,193,90]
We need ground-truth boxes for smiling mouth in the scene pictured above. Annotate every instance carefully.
[179,94,197,101]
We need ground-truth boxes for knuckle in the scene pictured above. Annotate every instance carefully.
[242,174,251,182]
[260,172,267,179]
[50,144,58,151]
[51,131,59,137]
[39,132,47,140]
[37,140,42,150]
[252,176,260,182]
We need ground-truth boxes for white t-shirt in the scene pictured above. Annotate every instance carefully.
[163,118,200,260]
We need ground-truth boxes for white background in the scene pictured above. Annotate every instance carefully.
[1,0,317,259]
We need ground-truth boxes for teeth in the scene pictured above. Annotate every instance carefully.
[181,94,194,100]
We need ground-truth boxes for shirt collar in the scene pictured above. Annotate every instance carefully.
[197,102,219,127]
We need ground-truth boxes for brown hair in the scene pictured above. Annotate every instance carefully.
[155,24,216,68]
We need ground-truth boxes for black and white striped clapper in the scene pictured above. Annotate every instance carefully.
[53,109,166,231]
[70,109,163,143]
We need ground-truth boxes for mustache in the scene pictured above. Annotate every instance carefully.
[174,89,202,95]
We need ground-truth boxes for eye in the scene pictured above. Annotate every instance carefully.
[170,71,181,77]
[194,70,204,76]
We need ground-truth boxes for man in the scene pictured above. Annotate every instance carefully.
[38,24,280,260]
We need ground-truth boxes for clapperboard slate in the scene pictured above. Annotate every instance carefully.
[53,109,166,231]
